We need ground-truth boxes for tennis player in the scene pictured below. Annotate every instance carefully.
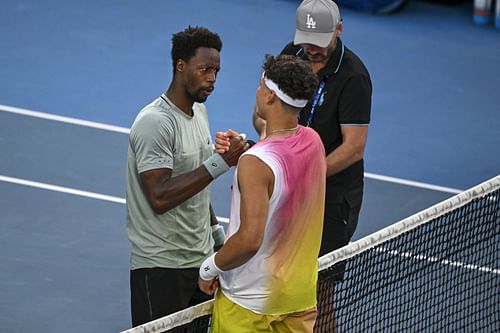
[199,55,326,333]
[126,26,245,327]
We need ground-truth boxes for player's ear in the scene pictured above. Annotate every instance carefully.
[267,90,278,105]
[336,20,343,37]
[176,59,185,73]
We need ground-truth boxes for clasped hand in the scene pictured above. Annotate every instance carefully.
[217,129,250,166]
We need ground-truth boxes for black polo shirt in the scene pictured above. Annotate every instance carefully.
[280,39,372,196]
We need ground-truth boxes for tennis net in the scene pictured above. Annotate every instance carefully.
[120,175,499,333]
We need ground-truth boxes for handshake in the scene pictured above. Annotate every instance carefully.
[214,129,255,155]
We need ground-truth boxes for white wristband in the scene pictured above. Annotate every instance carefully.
[203,154,230,179]
[199,254,223,281]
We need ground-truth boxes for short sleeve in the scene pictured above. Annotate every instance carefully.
[130,112,175,173]
[338,74,372,125]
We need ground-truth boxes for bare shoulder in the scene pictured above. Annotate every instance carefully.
[237,154,274,186]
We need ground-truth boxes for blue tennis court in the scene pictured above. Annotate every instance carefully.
[1,1,499,332]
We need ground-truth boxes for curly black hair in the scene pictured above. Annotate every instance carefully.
[262,54,319,105]
[171,26,222,73]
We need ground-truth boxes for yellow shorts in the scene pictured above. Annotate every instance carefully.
[210,291,317,333]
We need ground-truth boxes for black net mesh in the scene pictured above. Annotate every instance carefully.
[315,188,499,332]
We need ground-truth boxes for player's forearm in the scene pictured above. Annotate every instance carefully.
[214,232,261,270]
[325,142,365,177]
[147,166,215,214]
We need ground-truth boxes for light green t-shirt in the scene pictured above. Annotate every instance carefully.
[126,95,214,269]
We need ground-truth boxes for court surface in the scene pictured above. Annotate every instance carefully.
[1,1,499,332]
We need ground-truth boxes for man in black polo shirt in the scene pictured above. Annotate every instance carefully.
[253,0,372,259]
[252,1,371,330]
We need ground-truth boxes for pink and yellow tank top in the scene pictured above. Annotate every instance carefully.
[219,126,326,315]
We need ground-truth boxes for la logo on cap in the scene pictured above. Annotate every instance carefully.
[306,13,316,29]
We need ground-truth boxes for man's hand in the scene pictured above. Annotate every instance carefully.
[214,129,241,153]
[198,277,219,295]
[215,130,254,160]
[217,130,248,167]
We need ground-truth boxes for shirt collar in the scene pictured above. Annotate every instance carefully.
[317,38,344,81]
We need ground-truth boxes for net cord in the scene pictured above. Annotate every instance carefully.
[119,300,213,333]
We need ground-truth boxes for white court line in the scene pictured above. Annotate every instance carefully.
[375,247,500,275]
[0,174,231,224]
[365,172,462,194]
[0,175,126,204]
[0,104,130,134]
[0,103,464,194]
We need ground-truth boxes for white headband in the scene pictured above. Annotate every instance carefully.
[262,73,309,108]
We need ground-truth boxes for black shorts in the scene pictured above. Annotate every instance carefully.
[319,186,363,282]
[319,186,363,257]
[130,267,212,327]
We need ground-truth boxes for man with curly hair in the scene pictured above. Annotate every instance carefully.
[199,55,326,333]
[126,26,245,327]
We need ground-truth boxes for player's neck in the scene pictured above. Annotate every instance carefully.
[165,86,194,116]
[265,117,299,139]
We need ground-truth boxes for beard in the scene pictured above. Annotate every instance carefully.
[192,93,208,103]
[189,88,209,103]
[305,46,335,63]
[306,53,327,63]
[188,85,214,104]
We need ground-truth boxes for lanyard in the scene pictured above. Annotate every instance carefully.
[306,82,325,127]
[304,43,345,127]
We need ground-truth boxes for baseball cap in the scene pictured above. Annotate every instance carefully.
[294,0,341,48]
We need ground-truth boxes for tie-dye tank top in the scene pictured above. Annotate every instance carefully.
[219,126,326,315]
